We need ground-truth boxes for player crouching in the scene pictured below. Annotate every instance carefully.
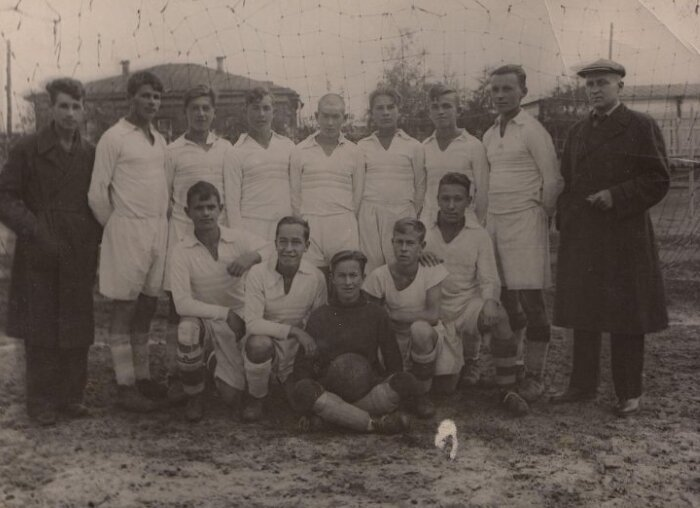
[362,218,453,419]
[424,173,529,415]
[291,251,418,434]
[169,182,267,422]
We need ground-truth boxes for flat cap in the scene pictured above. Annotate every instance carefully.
[575,58,626,78]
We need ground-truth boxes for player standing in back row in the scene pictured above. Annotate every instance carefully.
[357,88,425,274]
[88,71,169,412]
[421,84,489,225]
[482,65,562,401]
[290,93,365,278]
[224,87,295,244]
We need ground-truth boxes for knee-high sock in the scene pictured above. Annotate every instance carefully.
[165,322,179,376]
[410,348,437,395]
[462,332,482,362]
[492,334,519,389]
[244,356,271,399]
[131,332,151,381]
[354,382,400,415]
[110,332,136,386]
[313,391,371,432]
[524,340,549,381]
[177,334,205,396]
[514,328,525,368]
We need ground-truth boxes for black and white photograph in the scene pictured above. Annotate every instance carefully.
[0,1,698,506]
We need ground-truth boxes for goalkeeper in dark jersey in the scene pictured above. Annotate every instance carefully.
[290,250,420,434]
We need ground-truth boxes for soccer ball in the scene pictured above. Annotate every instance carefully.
[322,353,376,403]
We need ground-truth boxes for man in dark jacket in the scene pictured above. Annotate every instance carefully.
[552,59,670,416]
[0,78,101,425]
[291,250,417,434]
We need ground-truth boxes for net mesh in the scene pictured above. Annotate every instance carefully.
[0,0,698,271]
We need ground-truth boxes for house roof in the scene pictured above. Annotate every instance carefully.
[621,83,700,100]
[28,62,299,100]
[523,83,700,107]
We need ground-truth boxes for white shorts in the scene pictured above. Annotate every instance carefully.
[487,206,551,289]
[304,213,359,268]
[241,334,299,383]
[358,201,415,274]
[179,317,246,391]
[395,322,460,376]
[99,215,167,300]
[440,297,486,375]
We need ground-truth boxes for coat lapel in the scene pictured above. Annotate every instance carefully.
[35,125,85,202]
[575,104,632,163]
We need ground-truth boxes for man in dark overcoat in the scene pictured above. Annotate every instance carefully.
[552,59,670,416]
[0,78,101,425]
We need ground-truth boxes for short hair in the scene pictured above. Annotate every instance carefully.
[317,93,346,111]
[428,84,459,103]
[186,181,221,207]
[438,172,472,196]
[393,217,426,242]
[330,250,368,274]
[490,64,527,91]
[246,87,273,106]
[275,216,310,242]
[184,84,216,109]
[368,87,402,110]
[46,78,85,104]
[126,71,164,97]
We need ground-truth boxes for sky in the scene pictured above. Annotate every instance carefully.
[1,0,699,130]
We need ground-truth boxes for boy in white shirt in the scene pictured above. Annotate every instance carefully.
[357,88,425,273]
[290,94,364,277]
[242,216,327,421]
[362,218,448,418]
[224,87,295,242]
[483,65,563,400]
[169,182,266,422]
[421,84,489,225]
[424,172,530,415]
[88,71,169,412]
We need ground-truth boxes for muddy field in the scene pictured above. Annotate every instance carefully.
[0,258,697,508]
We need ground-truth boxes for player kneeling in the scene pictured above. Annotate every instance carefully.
[362,218,454,418]
[291,251,418,434]
[169,182,267,422]
[424,172,529,415]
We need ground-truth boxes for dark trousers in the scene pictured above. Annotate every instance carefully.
[569,330,645,400]
[25,345,90,414]
[501,288,551,342]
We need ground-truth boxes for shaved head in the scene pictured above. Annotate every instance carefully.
[318,93,346,113]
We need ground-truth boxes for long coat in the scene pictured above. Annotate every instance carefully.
[0,125,101,348]
[554,104,669,334]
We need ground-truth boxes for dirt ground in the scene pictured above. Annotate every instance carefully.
[0,258,699,507]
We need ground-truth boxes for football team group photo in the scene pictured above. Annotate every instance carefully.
[0,55,671,437]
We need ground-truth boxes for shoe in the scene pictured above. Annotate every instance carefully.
[167,376,188,405]
[518,376,545,403]
[136,379,168,400]
[185,394,204,422]
[460,359,480,387]
[550,387,597,404]
[373,411,411,435]
[616,397,640,417]
[502,391,530,416]
[411,394,436,419]
[297,414,326,432]
[30,407,57,426]
[59,403,92,418]
[242,397,265,422]
[116,385,158,413]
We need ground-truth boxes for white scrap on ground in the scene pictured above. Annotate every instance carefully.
[434,418,458,460]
